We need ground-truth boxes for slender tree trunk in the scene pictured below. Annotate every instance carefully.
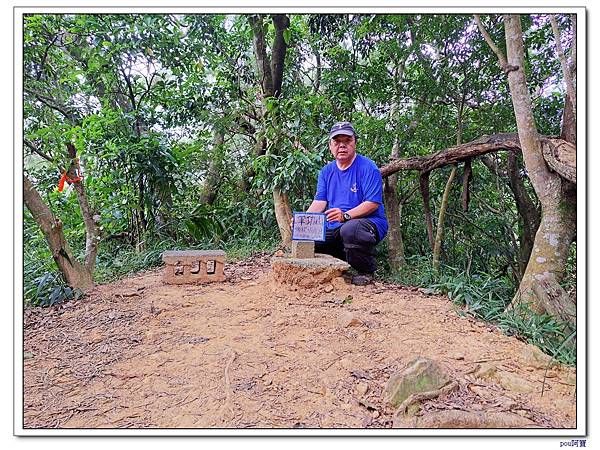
[432,165,458,271]
[549,14,576,116]
[24,176,94,291]
[384,140,405,270]
[432,104,464,270]
[461,159,472,212]
[506,151,540,277]
[502,15,576,318]
[560,93,576,145]
[419,172,435,251]
[199,127,225,206]
[479,151,540,280]
[314,47,321,93]
[136,175,147,252]
[65,143,99,273]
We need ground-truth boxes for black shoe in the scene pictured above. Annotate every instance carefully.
[351,274,373,286]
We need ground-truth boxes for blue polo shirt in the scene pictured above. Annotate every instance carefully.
[315,154,388,240]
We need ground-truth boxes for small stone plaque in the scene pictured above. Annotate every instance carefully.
[292,212,326,241]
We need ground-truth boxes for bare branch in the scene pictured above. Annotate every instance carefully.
[36,33,60,81]
[549,14,576,115]
[473,15,511,71]
[24,139,57,166]
[24,87,77,122]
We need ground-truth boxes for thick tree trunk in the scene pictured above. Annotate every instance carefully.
[515,190,576,314]
[24,176,94,291]
[249,14,293,247]
[380,133,523,177]
[432,165,458,271]
[383,141,405,271]
[503,14,576,314]
[271,14,290,98]
[249,15,275,98]
[380,133,574,181]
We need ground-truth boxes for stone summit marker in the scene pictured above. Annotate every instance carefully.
[162,250,226,284]
[271,212,350,287]
[291,212,325,259]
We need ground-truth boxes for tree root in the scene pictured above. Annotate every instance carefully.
[220,349,237,424]
[395,380,459,416]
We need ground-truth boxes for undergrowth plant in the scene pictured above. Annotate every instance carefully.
[385,256,576,366]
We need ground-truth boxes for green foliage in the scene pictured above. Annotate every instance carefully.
[25,272,83,307]
[386,261,575,366]
[430,268,576,365]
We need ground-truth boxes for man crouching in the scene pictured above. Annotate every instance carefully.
[300,121,388,286]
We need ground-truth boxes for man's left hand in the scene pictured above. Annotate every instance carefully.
[325,208,344,223]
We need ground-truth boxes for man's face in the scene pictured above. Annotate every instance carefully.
[329,135,356,165]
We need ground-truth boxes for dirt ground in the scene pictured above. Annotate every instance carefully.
[23,253,577,429]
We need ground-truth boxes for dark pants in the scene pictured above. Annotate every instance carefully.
[315,218,380,274]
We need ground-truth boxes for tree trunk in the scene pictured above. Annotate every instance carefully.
[249,14,293,247]
[74,181,99,273]
[313,47,321,93]
[249,15,274,98]
[432,165,458,271]
[503,14,576,314]
[419,172,435,251]
[65,143,99,273]
[273,188,293,249]
[461,159,472,212]
[383,141,405,271]
[549,14,576,116]
[380,133,523,177]
[24,176,94,291]
[506,150,540,277]
[136,175,147,252]
[271,14,290,98]
[481,151,542,280]
[560,94,576,145]
[199,127,225,206]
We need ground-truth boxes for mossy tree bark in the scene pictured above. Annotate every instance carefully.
[500,14,576,318]
[384,140,405,271]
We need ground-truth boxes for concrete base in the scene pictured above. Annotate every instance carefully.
[271,253,350,288]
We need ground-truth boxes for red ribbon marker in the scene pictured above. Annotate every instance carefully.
[57,170,83,192]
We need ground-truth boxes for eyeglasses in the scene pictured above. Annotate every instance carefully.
[330,138,355,147]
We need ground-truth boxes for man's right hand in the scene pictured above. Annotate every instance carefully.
[325,208,344,223]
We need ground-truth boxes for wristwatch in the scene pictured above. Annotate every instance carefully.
[343,212,352,222]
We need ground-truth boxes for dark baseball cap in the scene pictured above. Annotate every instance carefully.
[329,121,356,140]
